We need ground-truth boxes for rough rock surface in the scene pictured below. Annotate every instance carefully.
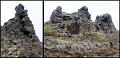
[77,6,91,20]
[44,6,119,57]
[47,6,96,35]
[95,13,115,34]
[1,4,43,57]
[50,6,62,23]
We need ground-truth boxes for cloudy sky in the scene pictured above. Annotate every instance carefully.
[44,1,119,30]
[1,1,43,42]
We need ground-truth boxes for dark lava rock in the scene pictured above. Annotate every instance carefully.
[67,21,81,34]
[47,6,116,35]
[50,6,62,23]
[80,6,88,11]
[15,4,28,19]
[95,13,115,34]
[62,13,73,21]
[95,13,114,27]
[1,4,43,57]
[4,4,39,42]
[46,6,96,35]
[78,6,91,20]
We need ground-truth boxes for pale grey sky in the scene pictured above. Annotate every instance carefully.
[1,1,43,42]
[44,1,119,30]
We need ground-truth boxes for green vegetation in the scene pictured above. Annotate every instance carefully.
[44,24,57,36]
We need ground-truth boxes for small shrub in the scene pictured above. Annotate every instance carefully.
[44,24,57,36]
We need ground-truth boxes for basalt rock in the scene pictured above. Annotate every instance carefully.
[77,6,91,20]
[50,6,62,23]
[47,6,117,35]
[47,6,95,35]
[4,4,39,42]
[66,21,81,34]
[1,4,43,57]
[95,13,115,34]
[62,12,73,21]
[15,4,28,19]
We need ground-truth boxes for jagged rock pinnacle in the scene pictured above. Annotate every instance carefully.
[95,13,115,34]
[1,4,42,57]
[15,4,28,19]
[50,6,62,23]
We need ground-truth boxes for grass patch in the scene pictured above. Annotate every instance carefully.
[44,24,57,36]
[84,32,110,42]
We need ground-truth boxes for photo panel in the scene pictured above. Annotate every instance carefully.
[1,1,43,57]
[44,1,119,57]
[0,0,119,57]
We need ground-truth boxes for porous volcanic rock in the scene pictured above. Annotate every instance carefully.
[95,13,116,34]
[50,6,62,23]
[1,4,43,57]
[47,6,96,35]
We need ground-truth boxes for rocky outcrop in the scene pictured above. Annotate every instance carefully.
[47,6,117,35]
[77,6,91,20]
[66,21,80,34]
[44,6,119,57]
[95,13,115,34]
[47,6,96,35]
[50,6,62,23]
[1,4,43,57]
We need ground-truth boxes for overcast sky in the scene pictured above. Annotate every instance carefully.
[1,1,43,42]
[44,1,119,30]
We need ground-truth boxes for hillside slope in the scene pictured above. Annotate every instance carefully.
[44,6,119,57]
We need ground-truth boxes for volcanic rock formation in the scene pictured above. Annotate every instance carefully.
[50,6,62,23]
[1,4,43,57]
[95,13,115,34]
[44,6,119,57]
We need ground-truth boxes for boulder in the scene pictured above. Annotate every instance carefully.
[95,13,115,34]
[78,6,91,20]
[50,6,62,23]
[15,4,28,19]
[66,21,81,34]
